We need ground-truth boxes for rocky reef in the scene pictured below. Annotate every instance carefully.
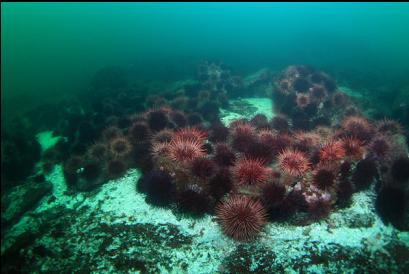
[1,63,408,273]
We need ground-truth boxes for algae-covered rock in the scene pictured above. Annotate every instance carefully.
[1,180,52,229]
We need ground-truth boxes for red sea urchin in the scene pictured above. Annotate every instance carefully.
[170,110,188,128]
[250,114,269,129]
[232,158,270,187]
[258,129,276,143]
[341,137,364,161]
[263,133,293,158]
[270,115,290,132]
[168,136,206,163]
[368,135,392,159]
[216,195,267,241]
[293,132,321,154]
[230,122,257,152]
[208,121,230,143]
[150,141,170,159]
[376,119,402,135]
[173,127,207,143]
[341,116,374,143]
[278,149,310,177]
[319,140,345,163]
[213,143,236,166]
[243,140,275,163]
[151,129,174,144]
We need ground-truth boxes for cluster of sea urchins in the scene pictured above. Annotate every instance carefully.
[136,66,407,241]
[58,62,236,191]
[273,65,359,131]
[58,64,408,241]
[139,113,407,241]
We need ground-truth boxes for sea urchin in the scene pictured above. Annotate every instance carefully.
[278,148,310,177]
[232,158,270,187]
[216,195,267,241]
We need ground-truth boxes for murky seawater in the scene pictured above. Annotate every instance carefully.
[1,3,409,273]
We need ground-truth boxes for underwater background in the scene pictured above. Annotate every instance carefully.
[2,3,409,123]
[1,2,409,273]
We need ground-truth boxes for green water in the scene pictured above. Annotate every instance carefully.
[2,3,409,273]
[2,3,409,121]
